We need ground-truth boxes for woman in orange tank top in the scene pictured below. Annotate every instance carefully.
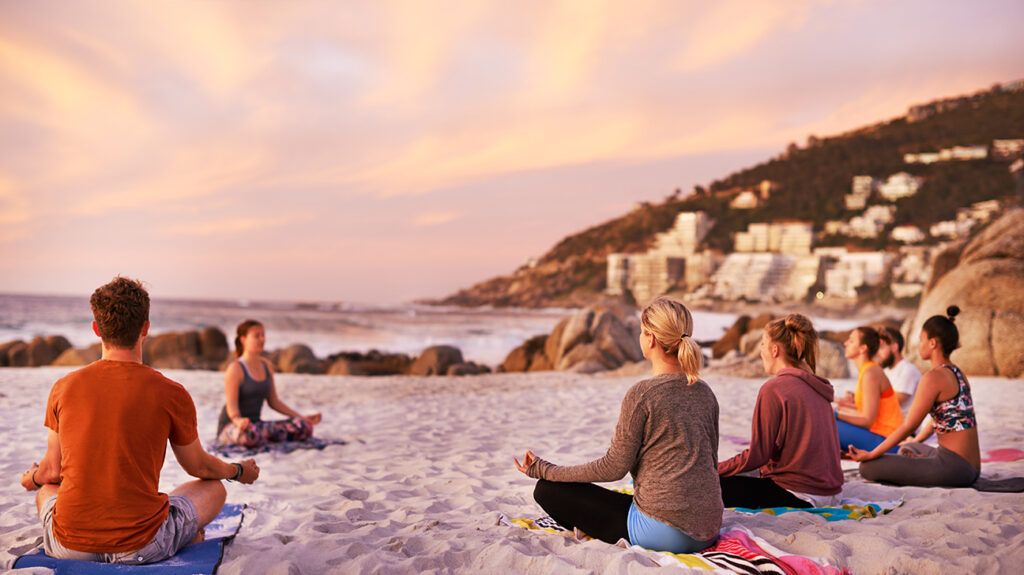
[835,326,903,454]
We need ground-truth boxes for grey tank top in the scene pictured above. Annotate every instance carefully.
[217,360,272,435]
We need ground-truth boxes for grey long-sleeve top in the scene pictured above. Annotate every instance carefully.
[526,374,723,540]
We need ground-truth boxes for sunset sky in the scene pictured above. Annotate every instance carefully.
[2,0,1022,304]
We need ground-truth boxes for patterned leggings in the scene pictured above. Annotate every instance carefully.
[218,418,313,448]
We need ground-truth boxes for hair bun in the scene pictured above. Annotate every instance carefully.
[946,305,960,321]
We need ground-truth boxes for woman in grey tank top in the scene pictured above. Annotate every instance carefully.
[217,320,322,447]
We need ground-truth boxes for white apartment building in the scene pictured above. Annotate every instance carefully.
[845,175,875,210]
[730,190,760,209]
[904,152,941,164]
[890,246,932,299]
[930,219,974,239]
[606,211,717,303]
[891,225,925,244]
[651,211,713,256]
[606,254,631,296]
[734,222,813,255]
[878,172,922,201]
[710,253,821,302]
[957,200,1001,224]
[939,146,988,161]
[992,139,1024,160]
[823,251,893,299]
[824,220,848,236]
[847,205,896,238]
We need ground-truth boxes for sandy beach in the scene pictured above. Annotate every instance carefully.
[2,367,1022,574]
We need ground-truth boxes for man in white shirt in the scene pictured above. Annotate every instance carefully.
[875,326,922,412]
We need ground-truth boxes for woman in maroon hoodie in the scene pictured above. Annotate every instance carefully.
[718,314,844,508]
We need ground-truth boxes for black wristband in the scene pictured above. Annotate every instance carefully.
[31,469,43,489]
[228,462,243,482]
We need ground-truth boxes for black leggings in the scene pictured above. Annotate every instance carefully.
[719,476,812,509]
[533,479,632,544]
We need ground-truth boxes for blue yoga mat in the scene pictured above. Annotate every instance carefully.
[13,503,246,574]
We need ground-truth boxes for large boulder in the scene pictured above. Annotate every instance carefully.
[528,352,553,372]
[906,208,1024,376]
[144,331,201,369]
[591,310,643,364]
[6,341,31,367]
[543,321,567,369]
[500,335,548,373]
[748,313,776,331]
[707,352,766,379]
[0,339,26,367]
[543,307,642,373]
[27,336,72,366]
[556,342,618,372]
[198,327,230,363]
[409,345,464,376]
[815,339,850,379]
[446,362,491,376]
[52,343,103,367]
[712,315,751,359]
[327,350,411,376]
[276,344,326,374]
[739,329,763,356]
[548,309,595,366]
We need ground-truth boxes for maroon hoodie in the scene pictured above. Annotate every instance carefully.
[718,367,843,495]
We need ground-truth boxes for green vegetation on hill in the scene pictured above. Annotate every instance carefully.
[439,85,1024,308]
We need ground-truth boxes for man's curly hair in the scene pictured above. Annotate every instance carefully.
[90,276,150,348]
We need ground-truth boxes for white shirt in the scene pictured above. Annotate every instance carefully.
[886,358,922,411]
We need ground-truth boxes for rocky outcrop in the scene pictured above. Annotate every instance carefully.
[712,315,751,359]
[906,208,1024,376]
[409,345,465,376]
[739,329,763,356]
[30,336,72,366]
[708,323,849,380]
[274,344,327,374]
[500,335,548,373]
[0,336,73,367]
[816,339,850,379]
[52,343,103,366]
[1,340,29,367]
[327,350,412,376]
[142,328,230,370]
[198,327,230,363]
[446,362,492,376]
[501,307,642,374]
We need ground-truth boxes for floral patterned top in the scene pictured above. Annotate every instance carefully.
[930,364,977,434]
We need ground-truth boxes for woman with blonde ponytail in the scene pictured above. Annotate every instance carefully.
[718,314,844,508]
[514,298,722,553]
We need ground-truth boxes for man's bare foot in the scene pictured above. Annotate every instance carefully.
[189,528,206,545]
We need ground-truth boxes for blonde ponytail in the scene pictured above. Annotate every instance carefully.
[641,297,702,385]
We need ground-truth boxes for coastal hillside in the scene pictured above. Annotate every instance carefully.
[439,82,1024,308]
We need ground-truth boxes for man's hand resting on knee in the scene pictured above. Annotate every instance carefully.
[172,439,261,483]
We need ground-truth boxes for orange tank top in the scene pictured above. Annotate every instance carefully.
[854,361,903,437]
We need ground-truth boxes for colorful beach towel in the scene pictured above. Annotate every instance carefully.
[613,486,903,522]
[731,497,904,521]
[208,436,347,457]
[13,503,246,575]
[498,514,846,574]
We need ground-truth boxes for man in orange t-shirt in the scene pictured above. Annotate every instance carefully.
[20,277,261,564]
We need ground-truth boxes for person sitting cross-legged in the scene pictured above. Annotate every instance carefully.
[19,276,260,565]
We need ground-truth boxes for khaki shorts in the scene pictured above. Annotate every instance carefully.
[40,495,199,564]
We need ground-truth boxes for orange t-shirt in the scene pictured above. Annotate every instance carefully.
[44,359,198,553]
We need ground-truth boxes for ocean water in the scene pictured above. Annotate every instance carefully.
[0,294,861,366]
